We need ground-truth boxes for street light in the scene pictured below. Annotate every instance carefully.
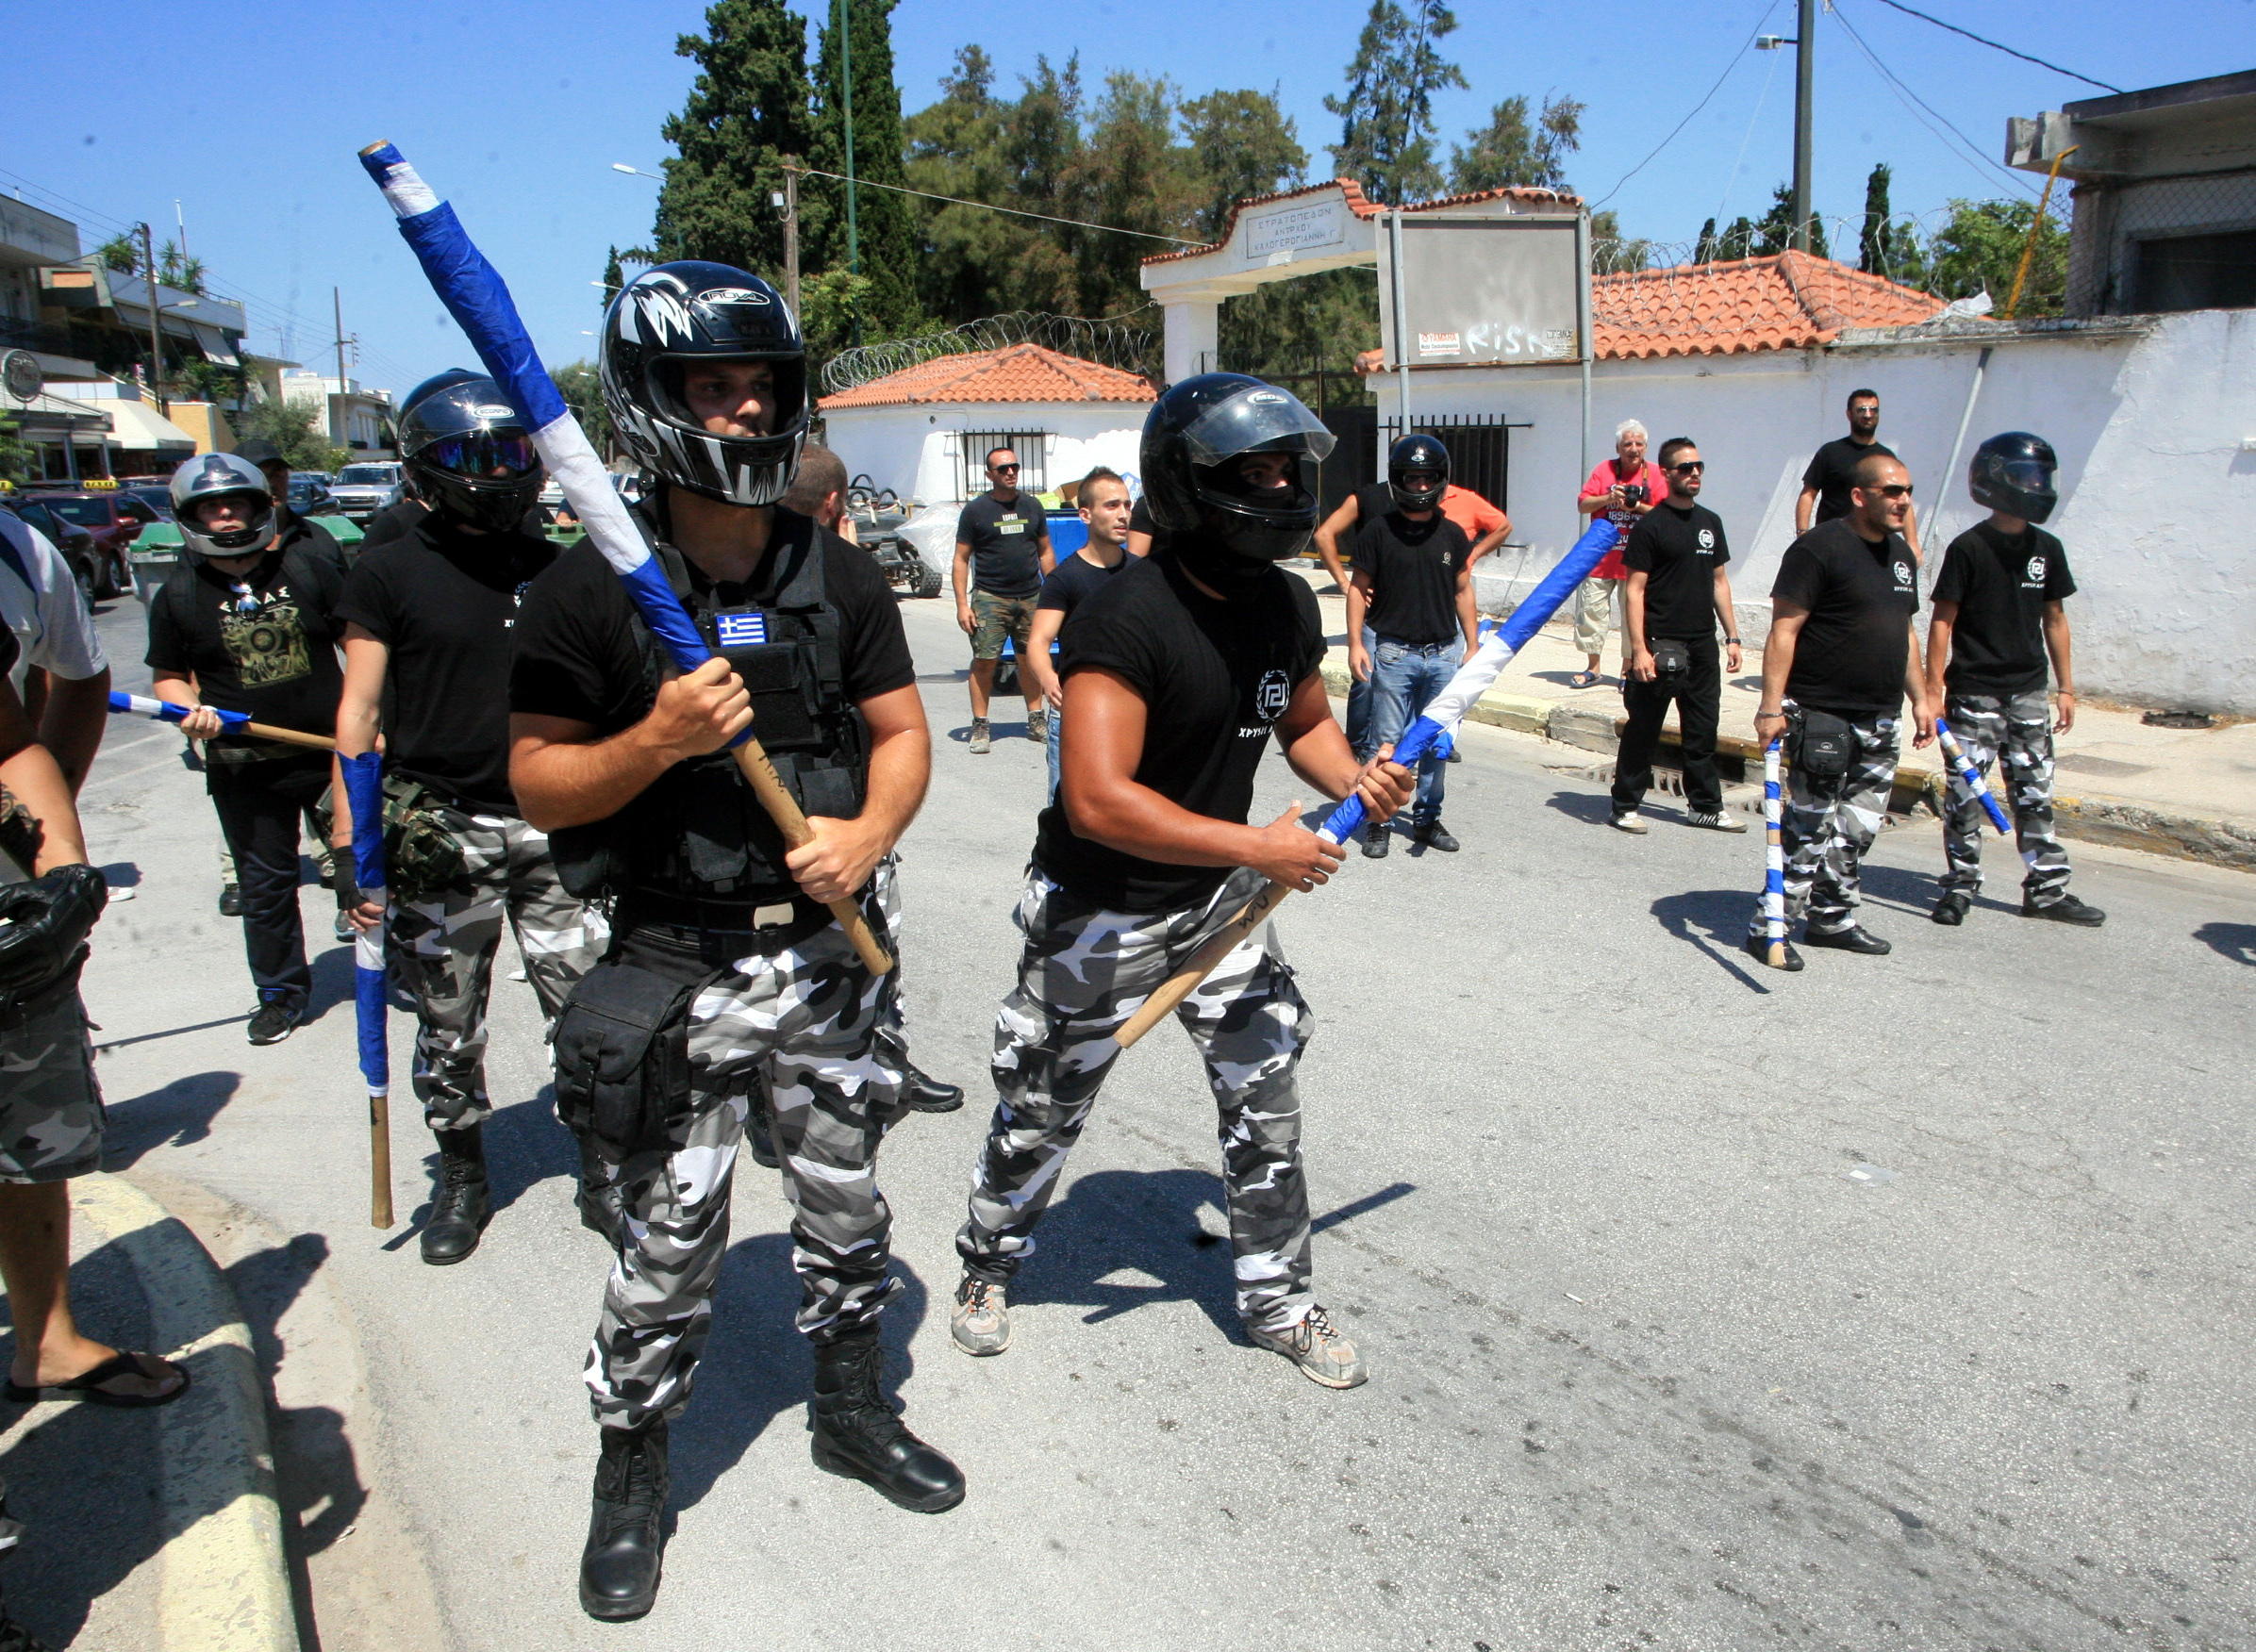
[612,163,661,182]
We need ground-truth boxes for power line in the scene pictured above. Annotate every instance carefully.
[791,165,1203,247]
[1865,0,2121,93]
[1592,1,1782,207]
[1833,7,2041,200]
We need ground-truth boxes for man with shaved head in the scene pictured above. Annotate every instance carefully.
[1747,451,1934,969]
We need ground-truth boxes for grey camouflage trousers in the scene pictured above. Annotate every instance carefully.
[0,983,103,1183]
[958,867,1318,1335]
[1941,690,2071,903]
[390,806,605,1130]
[586,917,905,1432]
[1749,709,1901,938]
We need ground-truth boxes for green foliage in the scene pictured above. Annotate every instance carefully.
[95,234,139,275]
[231,396,345,473]
[553,360,613,460]
[0,413,27,485]
[1927,197,2068,316]
[1180,90,1306,241]
[807,0,925,339]
[654,0,813,278]
[157,240,205,295]
[1750,182,1828,259]
[174,358,245,406]
[1448,91,1582,194]
[1694,217,1719,263]
[799,269,878,355]
[1857,163,1927,288]
[1218,267,1380,385]
[1323,1,1466,205]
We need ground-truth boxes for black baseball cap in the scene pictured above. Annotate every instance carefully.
[233,438,286,470]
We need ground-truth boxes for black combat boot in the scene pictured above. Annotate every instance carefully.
[420,1124,491,1265]
[903,1062,964,1113]
[575,1134,622,1249]
[579,1420,668,1621]
[809,1330,966,1513]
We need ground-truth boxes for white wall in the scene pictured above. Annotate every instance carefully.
[819,401,1147,506]
[1408,309,2256,714]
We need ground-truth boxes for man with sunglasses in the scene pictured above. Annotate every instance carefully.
[330,374,605,1265]
[1610,438,1745,834]
[1748,453,1934,968]
[953,447,1053,754]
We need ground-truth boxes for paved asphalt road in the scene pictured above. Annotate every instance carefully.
[62,583,2256,1651]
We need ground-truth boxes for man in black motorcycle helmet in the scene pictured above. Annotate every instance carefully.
[329,375,605,1269]
[508,261,962,1621]
[948,372,1415,1389]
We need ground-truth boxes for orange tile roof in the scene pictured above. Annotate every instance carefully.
[1140,177,1578,267]
[1594,251,1944,359]
[819,342,1158,410]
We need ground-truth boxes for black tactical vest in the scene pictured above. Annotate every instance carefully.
[552,511,870,907]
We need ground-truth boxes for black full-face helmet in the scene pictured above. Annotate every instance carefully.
[600,261,806,506]
[398,366,488,420]
[1139,373,1335,571]
[169,451,275,561]
[1387,432,1450,511]
[398,375,543,533]
[1968,431,2059,524]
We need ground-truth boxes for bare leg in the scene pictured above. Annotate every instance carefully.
[969,658,996,720]
[0,1181,179,1396]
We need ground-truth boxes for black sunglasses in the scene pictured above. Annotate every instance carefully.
[990,462,1020,473]
[1871,483,1915,499]
[1667,460,1704,473]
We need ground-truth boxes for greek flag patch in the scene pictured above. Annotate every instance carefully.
[716,611,768,648]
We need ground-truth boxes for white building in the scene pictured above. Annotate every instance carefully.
[282,371,395,459]
[816,342,1157,506]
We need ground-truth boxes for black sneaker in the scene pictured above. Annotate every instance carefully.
[2023,892,2105,927]
[1361,823,1390,859]
[1417,820,1460,852]
[247,1000,303,1046]
[219,883,244,917]
[1802,924,1891,955]
[1932,891,1972,926]
[1743,932,1804,971]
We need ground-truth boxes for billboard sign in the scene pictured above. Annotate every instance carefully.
[1378,214,1586,370]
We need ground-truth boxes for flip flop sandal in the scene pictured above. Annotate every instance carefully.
[6,1350,190,1410]
[1568,671,1600,689]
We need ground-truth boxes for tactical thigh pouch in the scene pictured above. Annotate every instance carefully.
[551,961,703,1154]
[1791,709,1857,780]
[379,774,470,904]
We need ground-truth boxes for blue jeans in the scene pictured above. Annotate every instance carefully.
[1045,704,1062,803]
[1368,636,1462,827]
[1345,624,1378,758]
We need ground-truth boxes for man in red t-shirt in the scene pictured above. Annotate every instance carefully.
[1572,420,1666,686]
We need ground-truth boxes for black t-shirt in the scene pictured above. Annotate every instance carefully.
[1034,553,1325,912]
[1931,520,2075,697]
[336,517,556,814]
[1623,502,1730,641]
[956,492,1050,597]
[357,497,427,553]
[508,508,914,737]
[1037,549,1128,619]
[1801,437,1898,524]
[1128,497,1154,539]
[1771,519,1920,718]
[1353,510,1468,645]
[145,544,347,746]
[280,513,349,572]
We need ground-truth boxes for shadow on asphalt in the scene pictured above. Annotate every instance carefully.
[102,1070,242,1166]
[1651,890,1771,995]
[1021,1167,1244,1341]
[1541,787,1617,826]
[2195,921,2255,966]
[383,1090,578,1249]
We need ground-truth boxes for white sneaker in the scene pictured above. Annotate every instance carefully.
[1609,809,1649,834]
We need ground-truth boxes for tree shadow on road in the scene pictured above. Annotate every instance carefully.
[101,1069,242,1167]
[2196,921,2256,966]
[1651,890,1772,994]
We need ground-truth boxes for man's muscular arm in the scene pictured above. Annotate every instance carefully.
[508,657,752,833]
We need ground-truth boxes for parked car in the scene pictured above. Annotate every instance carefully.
[328,461,406,522]
[1,495,111,603]
[15,488,149,597]
[288,477,340,516]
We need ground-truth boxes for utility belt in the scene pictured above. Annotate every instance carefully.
[379,772,471,903]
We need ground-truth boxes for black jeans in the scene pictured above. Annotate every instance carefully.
[1611,636,1722,814]
[207,754,333,1009]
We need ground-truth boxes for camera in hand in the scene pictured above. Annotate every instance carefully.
[1619,483,1648,507]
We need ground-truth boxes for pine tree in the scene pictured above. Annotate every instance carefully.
[1447,92,1583,194]
[1323,1,1467,205]
[1753,181,1827,258]
[1694,217,1719,264]
[808,0,924,340]
[653,0,813,280]
[1181,89,1306,241]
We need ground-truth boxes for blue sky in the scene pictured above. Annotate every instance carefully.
[5,0,2243,401]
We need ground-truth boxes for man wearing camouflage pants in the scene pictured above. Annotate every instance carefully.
[1748,452,1934,970]
[332,372,601,1264]
[950,372,1413,1388]
[1925,432,2104,930]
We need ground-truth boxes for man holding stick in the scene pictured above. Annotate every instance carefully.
[949,373,1413,1388]
[1748,453,1934,969]
[508,263,962,1621]
[147,453,350,1044]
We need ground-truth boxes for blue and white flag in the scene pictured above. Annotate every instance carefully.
[715,611,768,650]
[339,752,390,1103]
[108,689,251,731]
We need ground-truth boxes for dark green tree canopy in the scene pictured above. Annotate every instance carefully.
[1324,0,1467,205]
[807,0,924,340]
[1448,91,1583,194]
[654,0,812,277]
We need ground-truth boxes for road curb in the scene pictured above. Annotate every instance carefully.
[71,1173,297,1652]
[1319,663,2256,872]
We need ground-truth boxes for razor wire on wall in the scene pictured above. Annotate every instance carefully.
[821,310,1158,396]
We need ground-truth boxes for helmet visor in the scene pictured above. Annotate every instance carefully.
[1997,458,2055,493]
[1179,385,1336,470]
[421,431,539,480]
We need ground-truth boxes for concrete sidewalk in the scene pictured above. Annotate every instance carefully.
[1300,567,2256,869]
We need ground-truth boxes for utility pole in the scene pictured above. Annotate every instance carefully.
[779,159,802,321]
[1791,0,1816,253]
[334,288,350,449]
[140,222,167,415]
[838,0,858,279]
[174,199,189,263]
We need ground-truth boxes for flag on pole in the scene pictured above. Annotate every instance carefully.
[1933,718,2013,834]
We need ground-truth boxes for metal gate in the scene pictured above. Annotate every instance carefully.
[1380,414,1527,513]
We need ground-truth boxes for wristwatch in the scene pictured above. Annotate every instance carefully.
[1724,636,1741,645]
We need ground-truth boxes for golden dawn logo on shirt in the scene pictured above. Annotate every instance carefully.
[2023,556,2048,588]
[1239,668,1292,737]
[1892,558,1916,595]
[219,587,311,688]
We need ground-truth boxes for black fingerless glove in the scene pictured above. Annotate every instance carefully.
[333,862,362,913]
[0,864,109,999]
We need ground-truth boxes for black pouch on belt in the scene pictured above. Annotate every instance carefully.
[1650,638,1691,681]
[550,960,702,1153]
[1791,708,1856,780]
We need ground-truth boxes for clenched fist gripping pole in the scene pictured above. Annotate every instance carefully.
[354,140,891,975]
[1112,517,1622,1050]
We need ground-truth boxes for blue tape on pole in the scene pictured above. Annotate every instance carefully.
[340,751,387,893]
[1935,717,2013,834]
[618,553,712,676]
[1493,518,1620,656]
[108,690,249,728]
[338,750,388,1097]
